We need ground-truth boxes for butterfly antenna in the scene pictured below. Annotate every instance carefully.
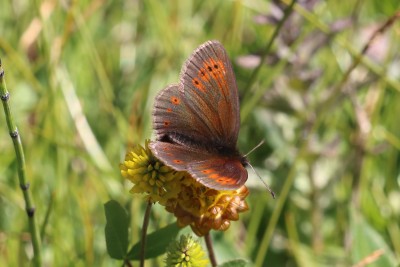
[244,140,275,198]
[247,162,276,198]
[244,140,265,157]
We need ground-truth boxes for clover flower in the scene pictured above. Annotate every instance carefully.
[166,176,249,236]
[121,140,250,236]
[165,234,209,267]
[120,140,184,204]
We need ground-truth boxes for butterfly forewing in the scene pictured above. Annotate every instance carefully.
[180,41,240,148]
[153,84,212,145]
[153,41,240,147]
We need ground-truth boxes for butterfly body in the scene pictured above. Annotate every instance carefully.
[150,41,248,190]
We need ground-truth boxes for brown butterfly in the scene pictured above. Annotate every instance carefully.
[149,41,248,190]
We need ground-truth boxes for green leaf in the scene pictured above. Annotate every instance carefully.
[104,200,129,259]
[351,208,398,267]
[218,259,248,267]
[127,222,181,260]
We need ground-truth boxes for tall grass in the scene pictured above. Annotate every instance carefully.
[1,0,400,266]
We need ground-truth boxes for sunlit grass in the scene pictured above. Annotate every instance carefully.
[1,0,400,266]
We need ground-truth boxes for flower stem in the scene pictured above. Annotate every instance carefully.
[0,60,42,266]
[124,259,133,267]
[140,201,153,267]
[204,232,217,267]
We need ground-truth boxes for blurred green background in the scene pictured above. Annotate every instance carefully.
[1,0,400,266]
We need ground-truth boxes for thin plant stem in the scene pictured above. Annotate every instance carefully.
[204,232,217,267]
[244,0,296,93]
[241,0,296,121]
[124,259,133,267]
[309,165,322,252]
[254,149,305,267]
[0,60,42,266]
[139,201,153,267]
[40,192,54,239]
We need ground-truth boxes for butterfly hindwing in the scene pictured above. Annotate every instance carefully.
[188,157,247,190]
[149,142,209,171]
[150,142,247,190]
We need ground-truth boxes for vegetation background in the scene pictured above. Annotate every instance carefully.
[1,0,400,266]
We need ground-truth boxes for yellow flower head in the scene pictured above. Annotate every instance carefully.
[121,140,250,235]
[120,140,185,204]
